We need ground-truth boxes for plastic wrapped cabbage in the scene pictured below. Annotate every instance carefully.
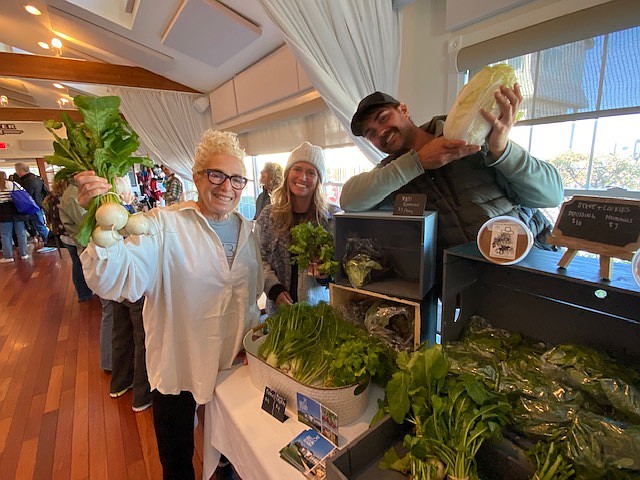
[443,63,519,146]
[344,253,383,288]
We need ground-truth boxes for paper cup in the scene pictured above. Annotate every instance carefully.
[632,250,640,287]
[477,216,534,265]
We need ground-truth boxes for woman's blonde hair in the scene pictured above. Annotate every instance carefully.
[0,171,7,191]
[262,162,284,193]
[269,162,329,237]
[192,130,246,176]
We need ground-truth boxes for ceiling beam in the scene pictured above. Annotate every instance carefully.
[0,108,84,122]
[0,53,201,93]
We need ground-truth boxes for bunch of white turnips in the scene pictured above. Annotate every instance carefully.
[92,194,150,247]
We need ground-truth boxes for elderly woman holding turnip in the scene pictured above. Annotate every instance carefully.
[76,129,263,479]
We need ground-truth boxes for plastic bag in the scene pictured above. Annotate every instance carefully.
[541,344,640,423]
[363,300,414,350]
[342,237,391,288]
[568,411,640,477]
[334,298,373,330]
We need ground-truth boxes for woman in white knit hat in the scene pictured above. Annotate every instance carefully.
[256,141,341,312]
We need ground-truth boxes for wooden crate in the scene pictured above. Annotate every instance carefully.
[330,283,435,350]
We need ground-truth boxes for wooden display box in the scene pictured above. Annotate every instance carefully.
[330,283,436,350]
[333,211,437,300]
[327,243,640,480]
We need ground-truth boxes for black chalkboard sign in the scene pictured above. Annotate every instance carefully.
[554,196,639,248]
[261,386,288,422]
[393,193,426,216]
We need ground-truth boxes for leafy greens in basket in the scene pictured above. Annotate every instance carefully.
[44,95,152,246]
[258,303,396,388]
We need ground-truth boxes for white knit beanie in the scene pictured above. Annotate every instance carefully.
[286,141,326,184]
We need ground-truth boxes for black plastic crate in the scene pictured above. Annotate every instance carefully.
[441,243,640,359]
[333,211,437,301]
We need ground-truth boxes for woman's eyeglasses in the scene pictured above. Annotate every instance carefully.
[200,169,248,190]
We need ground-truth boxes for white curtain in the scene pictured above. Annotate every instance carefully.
[107,86,212,198]
[258,0,403,163]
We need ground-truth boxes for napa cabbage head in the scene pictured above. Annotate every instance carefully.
[443,64,519,146]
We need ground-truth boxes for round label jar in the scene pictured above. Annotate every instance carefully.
[477,216,534,265]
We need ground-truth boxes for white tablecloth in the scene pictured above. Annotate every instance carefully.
[203,364,383,480]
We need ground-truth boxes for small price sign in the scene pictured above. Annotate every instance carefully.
[393,193,426,216]
[548,195,640,279]
[261,386,288,423]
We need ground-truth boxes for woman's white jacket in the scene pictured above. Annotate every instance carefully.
[81,201,263,405]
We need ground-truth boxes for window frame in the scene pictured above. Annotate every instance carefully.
[461,24,640,200]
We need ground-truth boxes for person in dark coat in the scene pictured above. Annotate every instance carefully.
[0,171,30,263]
[14,162,56,253]
[253,161,284,220]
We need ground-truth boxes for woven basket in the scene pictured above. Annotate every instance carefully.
[243,329,370,426]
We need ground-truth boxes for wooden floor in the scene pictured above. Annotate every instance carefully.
[0,243,207,479]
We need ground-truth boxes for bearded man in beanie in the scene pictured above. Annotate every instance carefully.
[256,141,342,313]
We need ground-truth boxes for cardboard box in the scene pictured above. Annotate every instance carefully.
[333,211,437,300]
[327,242,640,480]
[330,283,437,350]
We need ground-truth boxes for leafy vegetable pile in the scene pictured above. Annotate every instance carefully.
[443,63,519,146]
[44,95,152,246]
[527,442,574,480]
[258,302,396,388]
[289,222,338,276]
[445,317,640,479]
[336,297,415,351]
[376,344,510,480]
[341,236,390,288]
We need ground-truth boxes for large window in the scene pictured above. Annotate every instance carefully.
[469,25,640,199]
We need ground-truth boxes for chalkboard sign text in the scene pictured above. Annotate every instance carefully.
[553,196,639,249]
[261,386,288,422]
[394,193,426,216]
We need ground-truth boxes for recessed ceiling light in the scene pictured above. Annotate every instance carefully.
[51,38,62,49]
[38,41,50,50]
[24,5,42,16]
[53,83,64,89]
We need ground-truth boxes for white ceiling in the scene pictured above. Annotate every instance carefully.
[0,0,286,163]
[0,0,285,108]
